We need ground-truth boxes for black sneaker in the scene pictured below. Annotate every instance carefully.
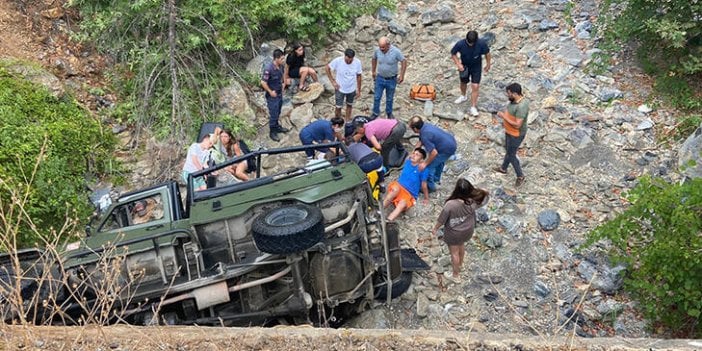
[387,113,394,119]
[276,125,290,133]
[269,131,280,142]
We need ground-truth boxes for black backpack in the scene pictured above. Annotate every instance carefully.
[238,140,257,173]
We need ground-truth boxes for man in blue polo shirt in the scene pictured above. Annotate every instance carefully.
[409,116,457,192]
[299,117,345,160]
[451,30,491,117]
[261,49,291,142]
[371,37,407,119]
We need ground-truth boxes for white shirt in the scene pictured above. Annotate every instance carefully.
[182,142,209,173]
[329,56,362,94]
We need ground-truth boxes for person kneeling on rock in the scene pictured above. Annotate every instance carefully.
[382,148,430,221]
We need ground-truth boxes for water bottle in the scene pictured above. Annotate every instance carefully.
[423,100,433,117]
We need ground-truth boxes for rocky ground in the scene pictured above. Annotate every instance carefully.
[224,0,695,339]
[2,0,701,346]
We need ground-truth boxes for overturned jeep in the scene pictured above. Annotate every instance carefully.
[0,142,427,326]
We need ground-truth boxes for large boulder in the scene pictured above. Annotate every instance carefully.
[289,103,315,129]
[291,82,324,105]
[421,4,455,26]
[219,80,256,124]
[3,61,65,98]
[245,41,286,77]
[679,122,702,179]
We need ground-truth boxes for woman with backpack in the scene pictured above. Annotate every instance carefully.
[431,178,488,284]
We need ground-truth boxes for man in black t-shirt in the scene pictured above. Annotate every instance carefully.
[450,30,491,117]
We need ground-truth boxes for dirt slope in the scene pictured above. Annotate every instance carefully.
[0,1,37,61]
[1,325,699,350]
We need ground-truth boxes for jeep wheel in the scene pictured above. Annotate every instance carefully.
[252,204,324,254]
[374,271,413,300]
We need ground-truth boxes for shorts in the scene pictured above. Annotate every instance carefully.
[459,67,482,84]
[388,181,416,209]
[289,66,301,79]
[182,170,206,189]
[335,91,357,108]
[443,229,473,246]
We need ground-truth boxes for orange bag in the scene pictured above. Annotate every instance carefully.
[503,111,521,137]
[409,84,436,101]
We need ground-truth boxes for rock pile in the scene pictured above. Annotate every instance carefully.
[118,0,696,338]
[225,0,688,338]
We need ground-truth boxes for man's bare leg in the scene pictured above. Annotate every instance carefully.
[470,83,480,108]
[345,105,353,121]
[383,186,400,208]
[387,200,407,221]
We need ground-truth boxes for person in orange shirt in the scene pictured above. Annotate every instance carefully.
[494,83,529,187]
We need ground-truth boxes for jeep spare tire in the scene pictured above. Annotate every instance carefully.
[252,204,324,254]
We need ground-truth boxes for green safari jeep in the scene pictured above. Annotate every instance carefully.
[1,141,426,326]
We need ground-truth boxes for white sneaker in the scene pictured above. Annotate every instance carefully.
[470,106,479,116]
[454,95,468,104]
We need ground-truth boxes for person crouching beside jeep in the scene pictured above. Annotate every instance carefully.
[299,117,345,160]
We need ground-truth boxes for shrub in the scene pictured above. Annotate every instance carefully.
[70,0,392,140]
[0,65,115,248]
[597,0,702,112]
[584,176,702,337]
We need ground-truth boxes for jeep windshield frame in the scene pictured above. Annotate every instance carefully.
[185,142,349,207]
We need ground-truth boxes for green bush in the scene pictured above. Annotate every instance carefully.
[70,0,392,139]
[597,0,702,112]
[584,176,702,337]
[0,65,115,248]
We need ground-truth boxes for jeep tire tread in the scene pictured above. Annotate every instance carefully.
[374,271,413,300]
[252,204,324,254]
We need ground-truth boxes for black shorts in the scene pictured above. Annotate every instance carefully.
[459,67,482,84]
[289,66,301,79]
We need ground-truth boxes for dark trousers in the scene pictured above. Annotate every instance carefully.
[299,131,328,158]
[380,122,406,167]
[266,95,283,129]
[501,133,525,177]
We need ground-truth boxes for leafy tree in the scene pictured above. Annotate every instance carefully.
[71,0,391,140]
[0,64,115,248]
[598,0,702,110]
[584,176,702,337]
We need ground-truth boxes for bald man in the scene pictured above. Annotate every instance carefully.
[371,37,407,119]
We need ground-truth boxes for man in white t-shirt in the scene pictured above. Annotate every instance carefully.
[182,133,213,191]
[325,48,362,121]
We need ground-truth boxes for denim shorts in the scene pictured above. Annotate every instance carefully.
[335,91,357,108]
[182,170,206,189]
